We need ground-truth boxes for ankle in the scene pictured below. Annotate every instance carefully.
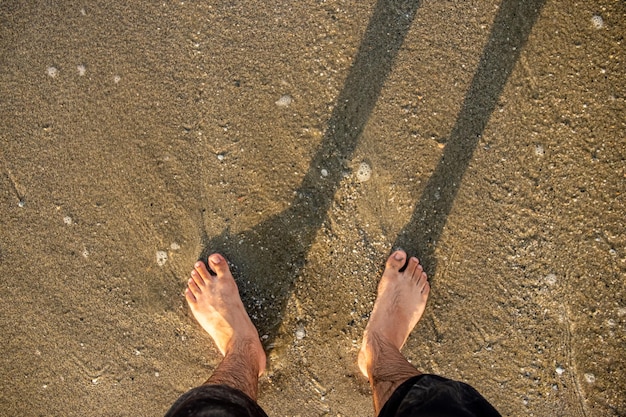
[359,332,386,378]
[363,331,394,357]
[226,336,266,375]
[361,332,413,378]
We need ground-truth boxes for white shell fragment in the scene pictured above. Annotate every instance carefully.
[275,95,293,107]
[356,162,372,182]
[544,274,557,286]
[47,66,58,78]
[156,251,168,266]
[534,144,545,156]
[591,15,604,29]
[295,324,306,340]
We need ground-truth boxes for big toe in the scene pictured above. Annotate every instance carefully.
[208,253,230,277]
[386,250,407,271]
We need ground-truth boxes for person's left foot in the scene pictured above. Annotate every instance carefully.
[358,250,430,378]
[186,253,266,375]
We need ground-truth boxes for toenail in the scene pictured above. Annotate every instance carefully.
[210,255,222,264]
[394,252,404,260]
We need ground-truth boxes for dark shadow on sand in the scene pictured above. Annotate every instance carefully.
[200,0,422,339]
[393,0,547,275]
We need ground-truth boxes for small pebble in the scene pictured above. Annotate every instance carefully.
[155,372,160,377]
[47,66,58,78]
[320,168,328,177]
[217,154,225,161]
[584,373,596,383]
[170,242,180,250]
[275,95,292,107]
[63,216,73,225]
[591,15,604,29]
[534,144,545,156]
[113,75,121,84]
[156,250,168,266]
[77,64,86,76]
[544,273,557,286]
[295,325,306,340]
[18,200,25,208]
[356,162,372,182]
[556,366,565,375]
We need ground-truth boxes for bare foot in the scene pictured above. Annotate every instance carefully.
[358,250,430,378]
[185,253,266,375]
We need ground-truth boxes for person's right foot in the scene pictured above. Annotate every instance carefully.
[185,253,266,376]
[358,250,430,378]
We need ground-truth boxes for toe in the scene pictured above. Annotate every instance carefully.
[421,280,431,295]
[404,257,420,278]
[188,277,202,296]
[194,261,212,281]
[411,264,424,283]
[386,250,407,272]
[185,286,197,303]
[208,253,230,278]
[191,270,204,288]
[416,271,428,290]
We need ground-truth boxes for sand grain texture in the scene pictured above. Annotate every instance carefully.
[1,1,624,416]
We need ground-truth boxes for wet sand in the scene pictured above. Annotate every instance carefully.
[1,1,624,416]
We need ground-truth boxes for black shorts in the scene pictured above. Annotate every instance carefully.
[164,384,269,417]
[164,374,500,417]
[378,374,501,417]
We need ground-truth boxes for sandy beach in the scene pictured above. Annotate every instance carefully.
[1,1,624,416]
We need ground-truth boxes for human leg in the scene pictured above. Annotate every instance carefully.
[184,254,265,399]
[358,250,430,414]
[165,253,266,417]
[358,250,501,417]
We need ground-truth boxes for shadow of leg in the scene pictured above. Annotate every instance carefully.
[198,0,423,341]
[394,0,547,276]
